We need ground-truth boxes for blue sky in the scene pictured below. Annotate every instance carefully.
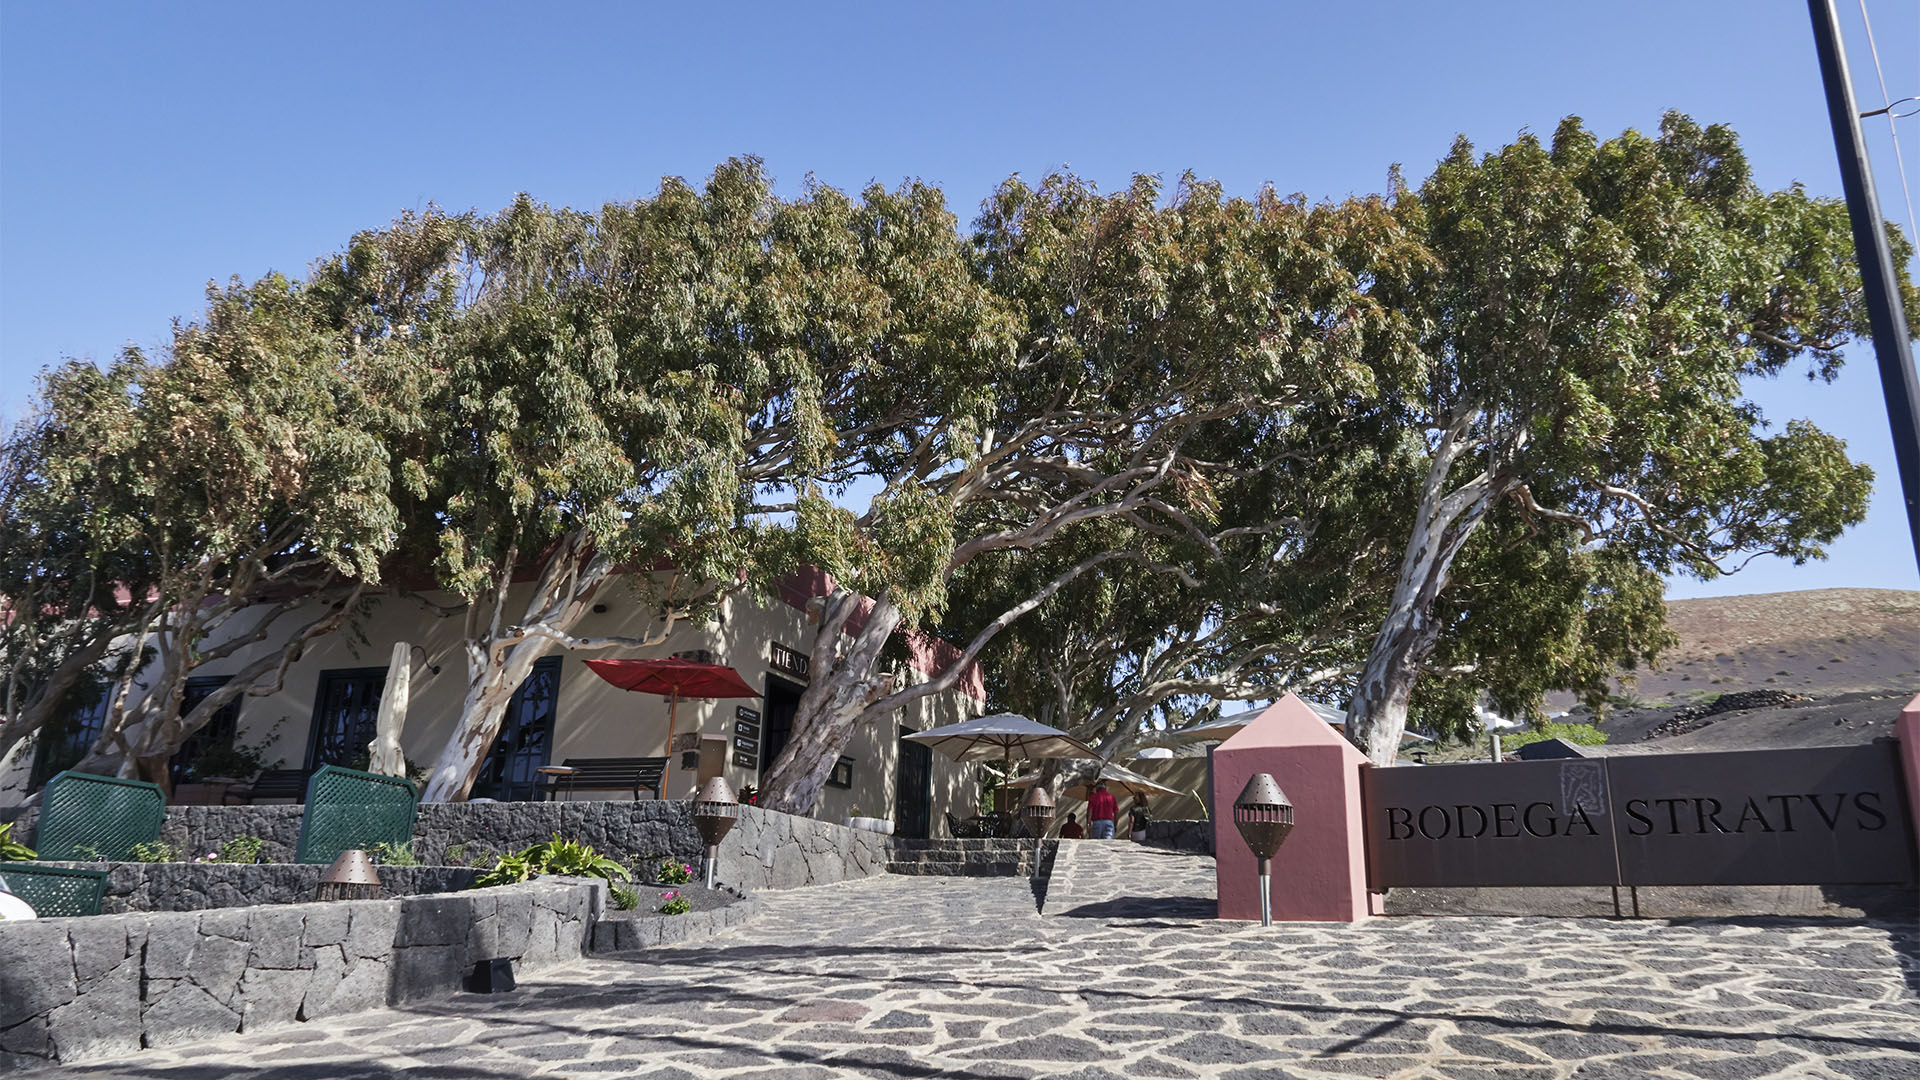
[3,2,1916,599]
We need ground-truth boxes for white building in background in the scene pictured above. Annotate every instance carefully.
[0,570,986,836]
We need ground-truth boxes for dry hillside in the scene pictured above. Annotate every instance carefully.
[1636,587,1920,703]
[1523,588,1917,757]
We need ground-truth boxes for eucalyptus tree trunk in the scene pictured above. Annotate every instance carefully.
[423,636,553,802]
[1345,411,1512,766]
[419,533,700,802]
[758,590,902,816]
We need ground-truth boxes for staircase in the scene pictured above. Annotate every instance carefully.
[886,838,1057,877]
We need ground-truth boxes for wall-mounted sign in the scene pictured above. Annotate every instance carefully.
[1363,743,1915,889]
[732,703,763,772]
[770,642,809,681]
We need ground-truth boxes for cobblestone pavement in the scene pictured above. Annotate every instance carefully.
[43,862,1920,1080]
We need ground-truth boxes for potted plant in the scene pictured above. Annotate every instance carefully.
[844,805,893,835]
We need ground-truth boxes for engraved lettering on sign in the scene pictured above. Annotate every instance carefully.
[1622,791,1887,835]
[770,642,809,679]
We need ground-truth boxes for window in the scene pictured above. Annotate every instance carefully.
[172,675,242,785]
[29,682,109,790]
[473,657,562,801]
[827,756,854,789]
[306,668,387,770]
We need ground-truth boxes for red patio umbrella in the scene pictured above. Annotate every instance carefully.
[584,657,763,797]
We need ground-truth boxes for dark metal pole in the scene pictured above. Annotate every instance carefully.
[1809,0,1920,575]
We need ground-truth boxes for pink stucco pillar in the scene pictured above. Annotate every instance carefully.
[1212,693,1371,922]
[1897,693,1920,868]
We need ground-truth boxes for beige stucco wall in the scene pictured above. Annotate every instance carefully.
[28,576,983,829]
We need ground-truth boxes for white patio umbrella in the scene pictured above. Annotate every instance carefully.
[902,713,1101,812]
[1004,760,1182,801]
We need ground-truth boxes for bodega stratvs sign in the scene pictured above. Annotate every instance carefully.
[1363,743,1915,889]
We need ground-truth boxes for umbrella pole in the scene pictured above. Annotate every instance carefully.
[662,688,679,798]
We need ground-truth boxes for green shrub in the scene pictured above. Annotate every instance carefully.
[656,858,694,885]
[1498,722,1609,754]
[367,841,418,867]
[657,890,690,915]
[444,842,469,866]
[473,835,632,889]
[129,841,178,863]
[209,835,265,864]
[0,823,35,862]
[610,885,640,911]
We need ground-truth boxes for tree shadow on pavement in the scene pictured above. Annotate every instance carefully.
[1053,895,1216,920]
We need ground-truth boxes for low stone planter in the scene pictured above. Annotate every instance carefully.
[22,860,480,914]
[844,816,893,835]
[0,876,604,1071]
[591,888,756,952]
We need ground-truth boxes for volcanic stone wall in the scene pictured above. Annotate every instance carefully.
[0,877,602,1070]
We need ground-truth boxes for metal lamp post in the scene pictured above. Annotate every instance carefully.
[1020,784,1054,881]
[691,777,740,889]
[1231,773,1295,927]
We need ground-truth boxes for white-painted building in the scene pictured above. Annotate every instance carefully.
[0,571,987,836]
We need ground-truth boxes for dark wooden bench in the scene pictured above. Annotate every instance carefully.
[224,768,313,805]
[538,757,667,801]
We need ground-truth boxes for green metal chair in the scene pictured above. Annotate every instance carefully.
[34,771,165,861]
[0,862,109,917]
[294,764,418,865]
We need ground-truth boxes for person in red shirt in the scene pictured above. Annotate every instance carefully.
[1087,780,1118,840]
[1060,813,1085,839]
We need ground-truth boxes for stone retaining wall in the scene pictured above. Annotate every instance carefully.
[1140,818,1213,854]
[20,861,479,914]
[0,877,603,1071]
[4,801,891,891]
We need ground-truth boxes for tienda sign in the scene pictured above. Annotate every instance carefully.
[1362,743,1915,888]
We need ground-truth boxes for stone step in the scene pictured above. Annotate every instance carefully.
[884,839,1056,878]
[884,860,1028,877]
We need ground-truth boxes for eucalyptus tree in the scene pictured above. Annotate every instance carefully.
[0,392,156,780]
[754,174,1423,814]
[412,181,772,802]
[0,247,440,790]
[1341,113,1900,763]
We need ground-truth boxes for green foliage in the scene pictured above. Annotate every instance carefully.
[366,841,419,867]
[655,858,694,885]
[129,840,178,863]
[610,885,640,911]
[657,891,691,916]
[0,823,36,861]
[472,851,534,888]
[444,842,469,866]
[1497,722,1610,754]
[472,835,632,889]
[214,836,265,864]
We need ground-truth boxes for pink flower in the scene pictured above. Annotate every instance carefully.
[661,890,679,900]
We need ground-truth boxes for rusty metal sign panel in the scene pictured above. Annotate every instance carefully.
[1363,759,1618,887]
[1605,743,1913,886]
[1364,741,1915,889]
